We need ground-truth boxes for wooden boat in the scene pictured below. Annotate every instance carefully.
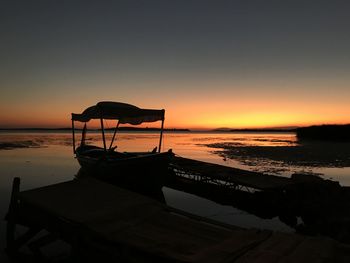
[71,101,174,186]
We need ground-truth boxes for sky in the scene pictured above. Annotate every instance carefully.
[1,0,350,129]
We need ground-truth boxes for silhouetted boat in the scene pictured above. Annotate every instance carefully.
[71,101,173,186]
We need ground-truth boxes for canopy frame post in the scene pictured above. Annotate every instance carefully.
[100,118,107,151]
[71,118,76,154]
[109,120,120,150]
[158,118,164,153]
[80,123,87,147]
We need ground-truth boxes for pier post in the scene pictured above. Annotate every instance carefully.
[6,177,20,254]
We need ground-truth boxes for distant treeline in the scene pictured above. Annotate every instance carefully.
[296,124,350,141]
[0,128,72,131]
[0,127,190,132]
[105,127,190,132]
[212,128,297,132]
[230,128,296,132]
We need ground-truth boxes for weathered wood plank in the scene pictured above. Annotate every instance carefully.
[12,178,350,262]
[172,156,294,190]
[235,232,350,263]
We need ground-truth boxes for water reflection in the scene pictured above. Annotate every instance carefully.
[1,131,350,254]
[2,131,350,182]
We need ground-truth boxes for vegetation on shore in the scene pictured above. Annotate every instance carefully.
[296,124,350,141]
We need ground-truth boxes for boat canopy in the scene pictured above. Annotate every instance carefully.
[72,101,165,125]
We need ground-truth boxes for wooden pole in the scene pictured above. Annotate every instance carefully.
[6,177,20,254]
[71,118,76,154]
[80,123,87,146]
[6,178,41,254]
[158,117,164,153]
[109,120,120,150]
[100,118,107,151]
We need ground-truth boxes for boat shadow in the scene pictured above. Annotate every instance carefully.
[75,168,166,203]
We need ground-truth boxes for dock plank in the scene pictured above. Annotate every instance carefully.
[14,178,350,262]
[18,178,266,261]
[234,232,350,263]
[172,156,294,190]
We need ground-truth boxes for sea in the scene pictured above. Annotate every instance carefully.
[1,130,350,260]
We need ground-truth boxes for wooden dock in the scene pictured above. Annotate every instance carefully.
[168,156,350,244]
[5,177,350,262]
[170,156,295,191]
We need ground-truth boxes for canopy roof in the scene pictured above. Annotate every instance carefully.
[71,101,165,125]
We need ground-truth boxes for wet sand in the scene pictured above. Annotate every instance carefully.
[0,141,42,150]
[205,141,350,175]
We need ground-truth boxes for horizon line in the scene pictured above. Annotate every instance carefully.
[1,123,349,131]
[0,126,300,132]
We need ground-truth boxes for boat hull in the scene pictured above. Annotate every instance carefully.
[76,150,174,188]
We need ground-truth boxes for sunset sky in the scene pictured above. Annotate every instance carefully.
[1,1,350,129]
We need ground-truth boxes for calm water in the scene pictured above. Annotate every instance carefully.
[1,131,350,260]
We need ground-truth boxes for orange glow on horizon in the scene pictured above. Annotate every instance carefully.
[1,110,350,130]
[1,94,350,130]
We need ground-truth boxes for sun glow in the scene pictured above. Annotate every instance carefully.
[1,84,350,129]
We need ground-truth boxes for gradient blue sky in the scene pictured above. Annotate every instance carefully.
[1,0,350,128]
